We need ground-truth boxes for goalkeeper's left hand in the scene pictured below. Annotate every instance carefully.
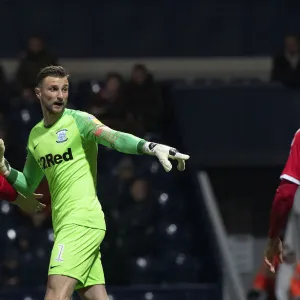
[143,142,190,172]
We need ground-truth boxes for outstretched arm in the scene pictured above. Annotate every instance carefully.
[73,111,190,172]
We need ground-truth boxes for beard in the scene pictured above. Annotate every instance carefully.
[42,99,67,114]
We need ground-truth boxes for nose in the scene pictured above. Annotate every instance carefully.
[57,90,63,100]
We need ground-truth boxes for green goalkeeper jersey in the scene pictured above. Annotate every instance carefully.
[7,108,145,232]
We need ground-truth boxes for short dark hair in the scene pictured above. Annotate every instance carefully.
[36,65,70,86]
[105,72,123,84]
[132,63,147,73]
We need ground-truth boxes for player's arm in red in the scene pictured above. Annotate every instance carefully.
[0,139,46,213]
[0,174,18,202]
[0,174,45,213]
[268,180,297,239]
[265,129,300,272]
[264,180,297,273]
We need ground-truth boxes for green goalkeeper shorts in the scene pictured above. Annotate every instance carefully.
[48,224,106,290]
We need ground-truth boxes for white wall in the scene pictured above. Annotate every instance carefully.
[0,57,272,81]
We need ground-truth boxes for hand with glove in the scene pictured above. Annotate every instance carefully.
[143,142,190,172]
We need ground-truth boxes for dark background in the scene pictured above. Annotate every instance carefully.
[0,1,299,299]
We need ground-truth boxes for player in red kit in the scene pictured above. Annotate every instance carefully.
[264,129,300,272]
[0,174,45,213]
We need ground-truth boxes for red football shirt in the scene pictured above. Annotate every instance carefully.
[281,129,300,184]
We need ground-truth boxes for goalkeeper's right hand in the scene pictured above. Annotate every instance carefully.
[0,139,10,177]
[142,142,190,172]
[13,193,46,214]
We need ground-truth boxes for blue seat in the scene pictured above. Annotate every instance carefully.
[129,256,159,284]
[73,80,102,109]
[160,252,200,283]
[0,202,17,228]
[157,223,192,252]
[156,193,185,223]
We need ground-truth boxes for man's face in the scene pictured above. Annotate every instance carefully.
[285,36,299,55]
[106,77,120,93]
[35,76,69,114]
[131,68,147,85]
[130,179,149,202]
[28,37,43,54]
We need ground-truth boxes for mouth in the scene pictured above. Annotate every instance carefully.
[53,101,64,107]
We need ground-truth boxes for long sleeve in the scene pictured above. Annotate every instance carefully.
[268,180,298,238]
[72,111,146,154]
[6,149,44,197]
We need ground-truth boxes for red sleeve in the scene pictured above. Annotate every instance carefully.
[0,175,18,202]
[268,179,298,238]
[280,129,300,184]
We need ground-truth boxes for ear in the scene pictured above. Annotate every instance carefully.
[34,87,41,100]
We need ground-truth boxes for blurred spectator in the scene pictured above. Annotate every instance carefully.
[88,72,126,130]
[10,88,40,114]
[5,89,42,167]
[0,112,8,139]
[0,113,9,166]
[100,157,136,247]
[102,178,157,285]
[271,35,300,87]
[100,157,135,213]
[116,157,135,182]
[16,35,57,90]
[16,229,31,257]
[0,64,6,88]
[124,64,163,135]
[29,211,51,229]
[99,158,137,285]
[0,249,22,288]
[117,178,157,256]
[0,64,8,104]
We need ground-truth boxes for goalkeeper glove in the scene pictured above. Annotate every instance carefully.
[0,139,10,177]
[143,142,190,172]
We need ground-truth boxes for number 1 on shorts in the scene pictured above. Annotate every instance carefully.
[55,244,64,262]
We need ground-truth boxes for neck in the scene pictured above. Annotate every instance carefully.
[42,107,64,127]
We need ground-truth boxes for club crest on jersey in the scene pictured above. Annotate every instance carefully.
[56,129,68,143]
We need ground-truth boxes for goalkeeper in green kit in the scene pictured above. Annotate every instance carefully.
[0,66,189,300]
